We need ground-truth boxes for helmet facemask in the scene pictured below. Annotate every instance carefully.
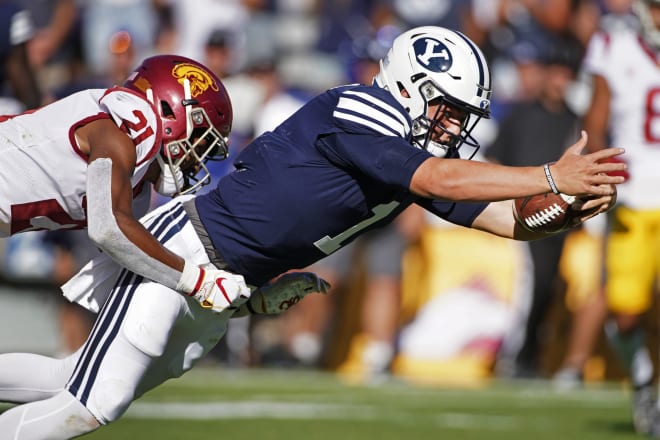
[411,80,484,159]
[156,78,229,195]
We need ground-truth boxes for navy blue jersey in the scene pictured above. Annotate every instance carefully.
[195,84,488,285]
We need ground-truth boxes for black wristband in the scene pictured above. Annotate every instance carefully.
[543,163,560,194]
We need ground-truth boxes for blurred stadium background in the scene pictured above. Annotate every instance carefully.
[2,1,660,438]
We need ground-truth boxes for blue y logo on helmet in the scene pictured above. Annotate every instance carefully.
[413,37,452,72]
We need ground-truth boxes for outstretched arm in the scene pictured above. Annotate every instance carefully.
[409,131,625,201]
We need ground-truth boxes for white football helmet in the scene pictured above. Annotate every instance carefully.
[634,0,660,49]
[374,26,491,158]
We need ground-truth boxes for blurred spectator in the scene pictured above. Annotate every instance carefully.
[202,28,265,144]
[247,55,310,139]
[485,37,583,379]
[79,0,157,76]
[165,0,250,64]
[462,0,598,121]
[392,0,466,29]
[315,0,396,55]
[21,0,78,96]
[23,0,77,68]
[0,1,42,114]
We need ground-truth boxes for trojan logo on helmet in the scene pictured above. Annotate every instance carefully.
[171,63,219,97]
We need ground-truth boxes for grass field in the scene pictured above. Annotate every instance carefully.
[0,367,645,439]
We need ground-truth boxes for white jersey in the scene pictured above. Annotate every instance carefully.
[0,87,161,236]
[583,28,660,209]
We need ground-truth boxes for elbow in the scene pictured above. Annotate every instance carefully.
[412,158,472,201]
[87,217,122,256]
[88,223,115,252]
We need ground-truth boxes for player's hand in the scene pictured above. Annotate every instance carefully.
[551,131,626,196]
[176,263,251,313]
[568,183,617,227]
[249,272,330,315]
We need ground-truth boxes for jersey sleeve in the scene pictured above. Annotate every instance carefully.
[99,88,162,166]
[332,88,412,138]
[99,88,162,185]
[317,86,431,189]
[416,198,488,227]
[582,31,609,77]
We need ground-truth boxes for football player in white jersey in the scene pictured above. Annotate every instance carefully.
[0,53,255,314]
[0,26,625,439]
[580,0,660,435]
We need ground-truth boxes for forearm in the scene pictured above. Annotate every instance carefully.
[470,200,565,241]
[412,159,550,202]
[86,159,183,290]
[411,131,625,200]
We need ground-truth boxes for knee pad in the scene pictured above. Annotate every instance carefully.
[90,378,135,424]
[122,284,181,357]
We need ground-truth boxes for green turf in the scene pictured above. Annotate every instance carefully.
[0,368,644,439]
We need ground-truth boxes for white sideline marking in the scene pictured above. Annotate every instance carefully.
[126,400,520,431]
[127,401,377,420]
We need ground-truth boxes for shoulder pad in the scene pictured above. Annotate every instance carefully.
[332,85,412,138]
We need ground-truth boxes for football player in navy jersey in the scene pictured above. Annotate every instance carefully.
[0,26,626,439]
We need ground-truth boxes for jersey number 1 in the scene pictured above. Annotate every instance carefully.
[313,201,399,255]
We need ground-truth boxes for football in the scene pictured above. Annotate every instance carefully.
[513,192,577,233]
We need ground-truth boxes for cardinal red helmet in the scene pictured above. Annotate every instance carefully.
[123,54,233,194]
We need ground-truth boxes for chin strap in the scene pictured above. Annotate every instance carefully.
[154,155,185,196]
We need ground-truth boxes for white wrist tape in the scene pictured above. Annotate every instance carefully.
[176,261,205,295]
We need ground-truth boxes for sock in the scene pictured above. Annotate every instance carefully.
[290,332,322,366]
[0,390,100,439]
[362,340,394,374]
[605,321,653,387]
[0,352,77,403]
